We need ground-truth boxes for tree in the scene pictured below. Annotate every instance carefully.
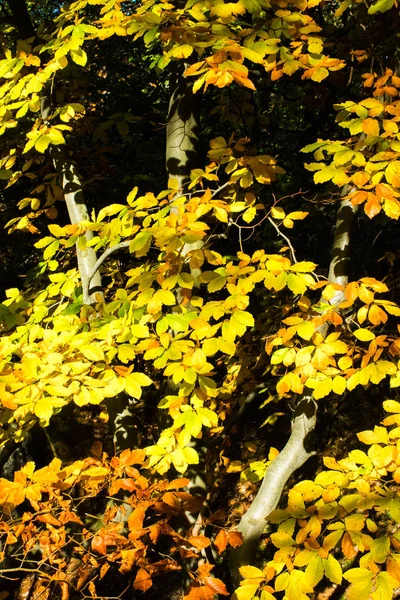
[0,0,400,598]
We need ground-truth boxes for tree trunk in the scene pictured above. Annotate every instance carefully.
[50,146,103,305]
[166,62,200,191]
[8,0,102,306]
[230,195,358,585]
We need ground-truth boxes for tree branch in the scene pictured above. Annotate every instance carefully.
[84,241,131,302]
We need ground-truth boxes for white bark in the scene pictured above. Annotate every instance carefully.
[230,195,358,584]
[51,146,103,305]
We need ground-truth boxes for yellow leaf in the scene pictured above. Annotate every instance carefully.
[232,585,259,600]
[271,206,285,219]
[383,399,400,413]
[191,348,207,371]
[313,378,332,400]
[239,566,265,581]
[338,356,353,370]
[297,321,315,340]
[80,345,105,361]
[286,211,308,221]
[34,398,66,424]
[305,556,324,586]
[323,555,342,584]
[343,568,373,600]
[353,328,375,341]
[332,375,347,394]
[70,47,87,66]
[35,135,51,153]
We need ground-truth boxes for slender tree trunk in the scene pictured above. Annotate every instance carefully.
[50,146,103,305]
[166,62,200,191]
[166,63,202,287]
[7,0,102,305]
[230,195,358,585]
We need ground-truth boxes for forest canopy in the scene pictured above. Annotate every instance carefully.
[0,0,400,599]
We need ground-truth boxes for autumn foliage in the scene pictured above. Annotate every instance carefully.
[0,0,400,599]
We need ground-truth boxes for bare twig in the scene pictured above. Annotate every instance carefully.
[267,216,297,263]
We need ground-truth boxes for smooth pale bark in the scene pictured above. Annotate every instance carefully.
[230,195,358,585]
[8,0,102,305]
[50,146,103,305]
[230,398,317,579]
[166,64,202,287]
[166,62,200,191]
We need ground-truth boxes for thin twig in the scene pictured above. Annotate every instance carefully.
[211,180,233,198]
[267,216,298,263]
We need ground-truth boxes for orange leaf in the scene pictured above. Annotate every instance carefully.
[120,548,138,574]
[341,532,357,559]
[198,563,214,577]
[228,530,243,547]
[203,576,229,595]
[165,478,190,490]
[214,530,228,554]
[133,568,152,592]
[128,505,146,533]
[362,118,380,137]
[364,194,382,218]
[119,448,146,465]
[387,556,400,582]
[188,535,211,549]
[185,585,214,600]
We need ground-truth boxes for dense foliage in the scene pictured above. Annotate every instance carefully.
[0,0,399,598]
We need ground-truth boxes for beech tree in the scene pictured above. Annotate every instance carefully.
[0,0,400,599]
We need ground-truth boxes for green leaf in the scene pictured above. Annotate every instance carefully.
[129,231,151,254]
[368,0,393,13]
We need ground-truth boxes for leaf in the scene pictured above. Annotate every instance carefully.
[353,329,375,342]
[271,206,285,219]
[314,166,336,184]
[370,536,390,563]
[70,48,88,66]
[323,554,342,584]
[34,398,66,424]
[228,531,243,547]
[297,321,315,340]
[343,569,374,600]
[305,556,324,586]
[188,536,211,549]
[202,577,229,595]
[383,399,400,413]
[239,566,265,580]
[35,135,51,153]
[362,118,380,137]
[128,505,146,532]
[289,261,316,273]
[214,530,228,553]
[133,568,152,592]
[130,231,151,253]
[185,585,214,600]
[232,584,259,600]
[80,345,105,361]
[368,0,394,14]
